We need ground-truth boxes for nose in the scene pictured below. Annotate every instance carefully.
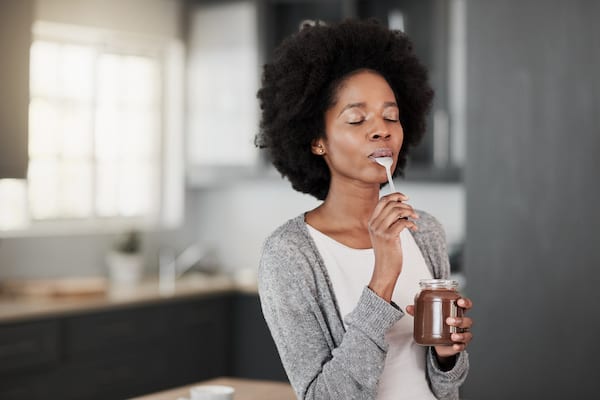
[369,119,391,141]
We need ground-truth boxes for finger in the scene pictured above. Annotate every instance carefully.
[457,297,473,309]
[452,343,466,352]
[383,202,419,221]
[434,345,460,358]
[378,206,419,231]
[370,197,418,232]
[371,192,411,218]
[383,192,409,202]
[451,332,473,344]
[377,198,419,220]
[437,342,467,354]
[370,209,418,237]
[446,317,473,330]
[388,218,419,234]
[405,305,415,316]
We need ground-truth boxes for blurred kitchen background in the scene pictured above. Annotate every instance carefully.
[0,0,598,399]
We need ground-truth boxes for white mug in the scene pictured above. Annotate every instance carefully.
[189,385,235,400]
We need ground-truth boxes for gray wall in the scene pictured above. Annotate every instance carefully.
[463,1,599,398]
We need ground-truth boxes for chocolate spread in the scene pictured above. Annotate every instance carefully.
[413,280,462,346]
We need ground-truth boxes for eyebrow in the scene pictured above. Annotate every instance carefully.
[337,101,399,117]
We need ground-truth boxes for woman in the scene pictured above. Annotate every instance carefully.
[256,19,472,400]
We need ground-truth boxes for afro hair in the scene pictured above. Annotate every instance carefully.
[256,19,433,200]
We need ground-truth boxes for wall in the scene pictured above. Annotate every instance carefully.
[463,1,600,398]
[0,190,201,279]
[193,178,465,275]
[0,176,464,279]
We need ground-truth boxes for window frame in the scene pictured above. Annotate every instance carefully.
[0,21,184,237]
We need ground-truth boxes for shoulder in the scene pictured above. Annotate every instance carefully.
[258,214,316,282]
[414,209,446,237]
[413,209,450,279]
[261,214,310,260]
[412,209,448,254]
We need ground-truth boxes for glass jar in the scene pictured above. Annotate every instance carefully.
[413,279,463,346]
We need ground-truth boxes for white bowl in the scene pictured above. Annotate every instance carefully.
[189,385,235,400]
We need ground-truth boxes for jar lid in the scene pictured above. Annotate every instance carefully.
[419,279,458,289]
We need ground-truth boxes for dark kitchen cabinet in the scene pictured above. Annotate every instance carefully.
[231,292,287,382]
[0,294,231,400]
[0,320,59,400]
[0,290,290,399]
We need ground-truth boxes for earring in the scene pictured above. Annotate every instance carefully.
[319,148,324,154]
[318,145,324,154]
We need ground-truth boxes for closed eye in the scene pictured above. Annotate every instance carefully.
[347,120,365,125]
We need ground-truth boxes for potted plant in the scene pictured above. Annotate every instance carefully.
[106,230,144,285]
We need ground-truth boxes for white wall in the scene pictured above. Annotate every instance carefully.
[193,178,465,274]
[0,175,464,279]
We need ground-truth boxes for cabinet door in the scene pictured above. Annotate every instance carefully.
[0,0,31,179]
[63,303,169,360]
[53,347,173,400]
[0,320,59,400]
[0,372,51,400]
[0,295,233,399]
[186,1,261,186]
[163,295,232,382]
[61,295,232,399]
[0,320,59,375]
[232,293,287,381]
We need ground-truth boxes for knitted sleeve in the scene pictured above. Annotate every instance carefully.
[258,230,402,399]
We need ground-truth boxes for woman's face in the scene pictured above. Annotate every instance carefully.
[314,70,403,189]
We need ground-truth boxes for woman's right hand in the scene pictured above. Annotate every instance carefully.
[367,192,419,302]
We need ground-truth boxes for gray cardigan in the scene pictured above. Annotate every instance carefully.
[258,211,469,399]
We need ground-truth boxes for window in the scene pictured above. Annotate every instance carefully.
[0,22,183,234]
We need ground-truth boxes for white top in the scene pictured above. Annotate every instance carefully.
[307,224,436,400]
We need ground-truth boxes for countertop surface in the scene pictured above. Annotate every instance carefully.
[0,273,258,324]
[131,377,295,400]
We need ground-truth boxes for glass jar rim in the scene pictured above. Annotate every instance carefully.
[419,279,458,289]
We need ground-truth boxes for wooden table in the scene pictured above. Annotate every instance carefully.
[131,377,296,400]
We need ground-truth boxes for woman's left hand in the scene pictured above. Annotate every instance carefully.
[405,297,473,358]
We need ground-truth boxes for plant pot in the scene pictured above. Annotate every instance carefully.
[106,252,144,285]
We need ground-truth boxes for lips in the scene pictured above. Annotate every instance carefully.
[369,148,393,158]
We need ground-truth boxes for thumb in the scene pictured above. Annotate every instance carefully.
[405,304,415,316]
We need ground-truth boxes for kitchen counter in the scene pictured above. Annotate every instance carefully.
[131,377,295,400]
[0,274,285,400]
[0,273,258,324]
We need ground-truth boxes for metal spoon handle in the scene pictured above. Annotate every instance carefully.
[385,166,396,193]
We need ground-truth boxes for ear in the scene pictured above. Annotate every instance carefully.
[311,138,326,155]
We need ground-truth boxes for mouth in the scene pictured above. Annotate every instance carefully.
[368,148,393,159]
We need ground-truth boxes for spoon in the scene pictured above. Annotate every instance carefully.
[374,157,396,193]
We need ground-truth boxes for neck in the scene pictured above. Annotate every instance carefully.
[316,178,381,230]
